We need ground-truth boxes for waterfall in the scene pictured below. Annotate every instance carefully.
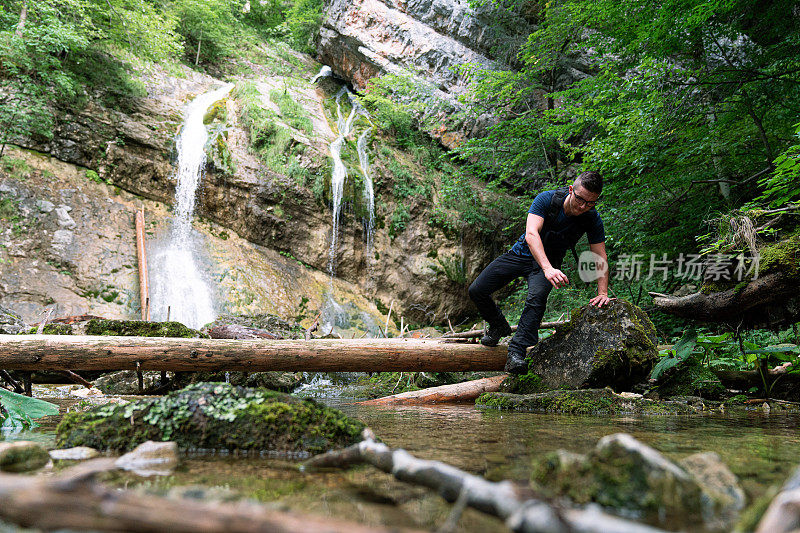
[310,65,332,84]
[357,127,375,253]
[327,87,360,276]
[149,83,233,329]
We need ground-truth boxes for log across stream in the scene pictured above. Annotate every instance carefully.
[0,335,507,372]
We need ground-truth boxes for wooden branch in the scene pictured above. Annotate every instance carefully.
[358,375,507,405]
[442,321,567,340]
[135,208,150,321]
[650,271,800,327]
[305,312,322,341]
[0,336,507,372]
[305,439,667,533]
[0,459,408,533]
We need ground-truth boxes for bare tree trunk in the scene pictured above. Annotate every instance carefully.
[358,375,507,405]
[15,0,27,38]
[0,335,508,372]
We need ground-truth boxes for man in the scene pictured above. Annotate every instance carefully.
[468,171,611,374]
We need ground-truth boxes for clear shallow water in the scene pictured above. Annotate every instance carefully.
[11,391,800,532]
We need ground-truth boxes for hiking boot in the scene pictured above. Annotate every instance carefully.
[504,351,528,375]
[480,323,512,347]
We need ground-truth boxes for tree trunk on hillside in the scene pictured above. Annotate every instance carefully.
[15,0,27,37]
[358,375,507,405]
[0,458,409,533]
[0,335,507,372]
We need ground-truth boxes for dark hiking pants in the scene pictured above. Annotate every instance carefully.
[468,251,556,355]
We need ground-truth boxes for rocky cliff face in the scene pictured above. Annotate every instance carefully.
[4,47,494,326]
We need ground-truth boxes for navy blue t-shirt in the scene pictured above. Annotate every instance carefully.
[510,190,605,264]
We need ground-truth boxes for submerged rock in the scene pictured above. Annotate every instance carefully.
[0,441,50,472]
[680,452,746,528]
[115,440,179,476]
[476,388,696,415]
[56,382,365,455]
[533,433,744,530]
[527,300,660,390]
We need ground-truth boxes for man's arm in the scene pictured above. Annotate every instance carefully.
[588,241,612,307]
[525,213,569,288]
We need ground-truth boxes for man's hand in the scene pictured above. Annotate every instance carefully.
[589,294,612,307]
[544,267,569,288]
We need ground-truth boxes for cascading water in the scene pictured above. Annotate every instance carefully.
[310,65,332,84]
[328,87,361,276]
[357,127,375,254]
[149,83,234,329]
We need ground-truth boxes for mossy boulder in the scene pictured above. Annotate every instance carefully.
[86,319,207,338]
[204,314,304,339]
[0,305,25,334]
[56,382,365,455]
[476,388,696,414]
[654,360,726,400]
[527,300,659,390]
[533,433,741,530]
[0,441,50,472]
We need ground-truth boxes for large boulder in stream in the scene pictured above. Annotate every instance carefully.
[56,383,365,455]
[527,300,659,390]
[533,433,745,530]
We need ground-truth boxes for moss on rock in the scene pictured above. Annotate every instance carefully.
[23,323,73,335]
[56,382,365,455]
[477,388,696,415]
[85,319,207,338]
[655,360,726,400]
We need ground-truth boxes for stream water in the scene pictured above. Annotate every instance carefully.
[13,387,800,533]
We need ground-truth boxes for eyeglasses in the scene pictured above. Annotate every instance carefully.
[571,189,599,208]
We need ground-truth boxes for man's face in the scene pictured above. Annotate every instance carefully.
[566,184,600,215]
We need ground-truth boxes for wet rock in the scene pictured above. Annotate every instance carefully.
[0,305,26,334]
[170,371,305,393]
[533,433,713,528]
[49,446,100,461]
[477,388,696,414]
[680,451,746,529]
[527,300,660,390]
[115,440,179,476]
[56,382,365,455]
[94,370,165,395]
[204,314,302,339]
[0,441,50,472]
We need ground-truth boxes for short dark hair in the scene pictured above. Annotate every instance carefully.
[575,171,603,194]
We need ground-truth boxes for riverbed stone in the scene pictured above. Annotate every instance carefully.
[0,441,50,472]
[527,300,660,391]
[56,382,365,455]
[680,451,746,529]
[93,370,165,395]
[49,446,100,461]
[115,440,179,476]
[533,433,705,527]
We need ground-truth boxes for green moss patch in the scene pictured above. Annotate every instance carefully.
[477,389,695,415]
[654,360,726,400]
[85,319,207,338]
[56,383,365,455]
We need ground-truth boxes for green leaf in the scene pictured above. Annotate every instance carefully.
[0,388,59,420]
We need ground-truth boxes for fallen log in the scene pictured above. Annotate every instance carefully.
[442,321,567,339]
[358,375,507,405]
[0,335,507,372]
[305,437,666,533]
[0,458,411,533]
[650,271,800,328]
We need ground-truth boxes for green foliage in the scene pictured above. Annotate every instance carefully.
[430,254,468,284]
[0,388,59,430]
[389,203,410,238]
[284,0,324,54]
[757,122,800,207]
[171,0,237,64]
[270,88,313,134]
